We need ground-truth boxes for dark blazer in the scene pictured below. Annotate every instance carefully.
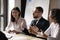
[31,17,50,32]
[23,17,50,37]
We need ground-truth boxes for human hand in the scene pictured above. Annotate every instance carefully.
[42,33,48,38]
[8,30,12,33]
[29,26,39,35]
[32,26,39,33]
[8,30,20,34]
[12,30,20,34]
[37,31,48,38]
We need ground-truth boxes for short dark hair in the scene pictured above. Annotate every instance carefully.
[11,7,21,22]
[51,8,60,24]
[36,6,43,13]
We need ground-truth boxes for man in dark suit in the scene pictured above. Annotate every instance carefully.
[29,6,50,36]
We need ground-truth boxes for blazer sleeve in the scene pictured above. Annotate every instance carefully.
[42,21,50,31]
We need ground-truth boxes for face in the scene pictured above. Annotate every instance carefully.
[49,11,54,23]
[11,10,20,18]
[33,9,42,19]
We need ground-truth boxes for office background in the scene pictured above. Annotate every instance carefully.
[0,0,60,31]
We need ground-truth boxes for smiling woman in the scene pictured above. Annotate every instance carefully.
[5,7,27,34]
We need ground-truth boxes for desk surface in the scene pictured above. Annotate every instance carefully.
[3,31,45,40]
[9,34,44,40]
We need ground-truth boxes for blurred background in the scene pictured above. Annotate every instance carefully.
[0,0,60,31]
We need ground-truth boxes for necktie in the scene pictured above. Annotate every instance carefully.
[33,20,38,26]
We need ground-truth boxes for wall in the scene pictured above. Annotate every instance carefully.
[0,0,4,31]
[50,0,60,9]
[8,0,15,25]
[15,0,21,10]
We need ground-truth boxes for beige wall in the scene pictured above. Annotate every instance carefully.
[50,0,60,9]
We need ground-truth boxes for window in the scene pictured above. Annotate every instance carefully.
[0,0,8,31]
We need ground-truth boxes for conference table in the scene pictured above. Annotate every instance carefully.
[3,31,45,40]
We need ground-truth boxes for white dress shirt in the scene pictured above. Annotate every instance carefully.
[44,22,59,38]
[5,17,27,33]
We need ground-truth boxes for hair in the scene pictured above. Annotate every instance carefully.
[51,8,60,24]
[36,6,43,13]
[11,7,21,22]
[0,31,8,40]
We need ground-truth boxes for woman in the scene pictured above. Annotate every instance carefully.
[5,7,27,34]
[42,9,60,40]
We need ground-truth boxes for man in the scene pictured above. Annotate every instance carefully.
[29,6,50,36]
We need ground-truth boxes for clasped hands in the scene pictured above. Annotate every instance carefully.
[29,26,48,38]
[8,30,20,34]
[29,26,39,35]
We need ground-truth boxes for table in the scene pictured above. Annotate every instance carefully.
[3,31,45,40]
